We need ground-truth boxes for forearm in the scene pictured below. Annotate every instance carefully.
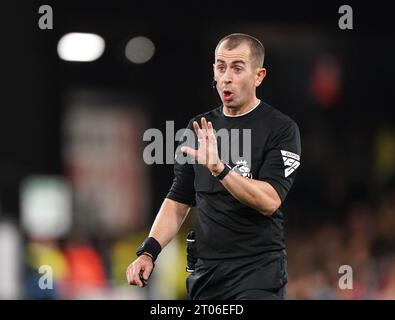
[218,167,281,216]
[180,117,280,216]
[148,198,191,249]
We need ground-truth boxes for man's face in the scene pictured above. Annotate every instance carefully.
[214,41,265,109]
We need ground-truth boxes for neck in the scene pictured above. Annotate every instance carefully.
[223,97,260,116]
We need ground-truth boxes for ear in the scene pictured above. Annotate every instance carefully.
[213,63,216,79]
[255,68,266,87]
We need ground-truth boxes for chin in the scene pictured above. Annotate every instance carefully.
[223,100,236,108]
[224,102,240,109]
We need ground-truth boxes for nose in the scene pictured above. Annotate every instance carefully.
[221,68,232,85]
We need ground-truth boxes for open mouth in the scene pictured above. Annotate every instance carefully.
[223,90,233,101]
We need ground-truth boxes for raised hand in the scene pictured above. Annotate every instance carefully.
[181,117,224,174]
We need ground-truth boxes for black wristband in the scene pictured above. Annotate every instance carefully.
[136,237,162,262]
[214,163,232,180]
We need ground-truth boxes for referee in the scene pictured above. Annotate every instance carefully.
[126,33,301,300]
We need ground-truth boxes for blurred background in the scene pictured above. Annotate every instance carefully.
[0,1,394,299]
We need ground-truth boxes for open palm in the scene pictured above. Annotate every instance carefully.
[181,117,221,172]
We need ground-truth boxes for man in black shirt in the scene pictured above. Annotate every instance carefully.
[126,33,301,300]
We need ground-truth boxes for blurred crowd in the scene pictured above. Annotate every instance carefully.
[0,220,191,300]
[286,186,395,299]
[2,184,394,300]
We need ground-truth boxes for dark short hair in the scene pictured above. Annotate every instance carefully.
[215,33,265,68]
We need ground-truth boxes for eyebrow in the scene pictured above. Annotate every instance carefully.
[216,59,246,65]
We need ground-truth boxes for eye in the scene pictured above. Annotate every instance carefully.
[217,65,226,72]
[234,66,242,73]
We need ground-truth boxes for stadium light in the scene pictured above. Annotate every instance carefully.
[57,32,105,62]
[125,36,155,64]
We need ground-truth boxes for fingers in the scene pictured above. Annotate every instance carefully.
[193,121,202,140]
[126,258,154,288]
[207,121,215,139]
[195,117,214,140]
[143,267,153,282]
[189,118,216,166]
[180,146,198,159]
[132,265,144,287]
[201,117,213,141]
[201,117,208,131]
[126,263,143,287]
[126,264,136,286]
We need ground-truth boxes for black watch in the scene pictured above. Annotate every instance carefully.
[136,237,162,261]
[213,163,232,180]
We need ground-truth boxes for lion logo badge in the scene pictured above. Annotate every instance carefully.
[232,160,253,179]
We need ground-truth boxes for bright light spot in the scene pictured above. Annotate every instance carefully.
[21,176,72,239]
[57,32,105,62]
[125,36,155,64]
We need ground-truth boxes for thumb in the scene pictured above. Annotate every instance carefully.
[181,146,198,159]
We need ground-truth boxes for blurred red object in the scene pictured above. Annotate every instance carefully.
[310,54,342,108]
[63,244,107,297]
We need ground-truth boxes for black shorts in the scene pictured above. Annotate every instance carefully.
[186,250,287,300]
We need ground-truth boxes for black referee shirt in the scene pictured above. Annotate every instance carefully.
[167,101,301,259]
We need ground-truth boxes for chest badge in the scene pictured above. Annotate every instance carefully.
[232,160,253,179]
